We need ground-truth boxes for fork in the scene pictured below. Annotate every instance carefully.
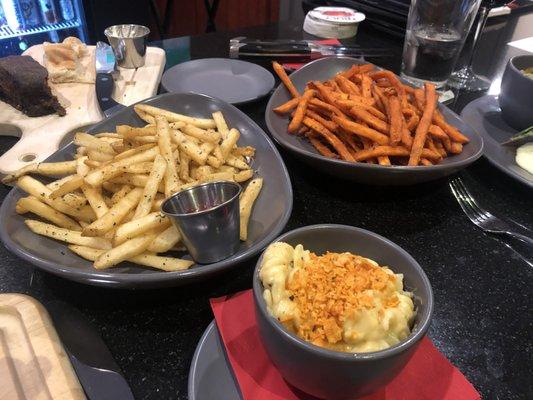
[449,177,533,246]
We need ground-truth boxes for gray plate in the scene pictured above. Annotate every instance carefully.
[460,95,533,188]
[162,58,275,105]
[265,57,484,185]
[0,93,293,289]
[188,321,243,400]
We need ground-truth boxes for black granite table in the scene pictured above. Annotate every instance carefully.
[1,12,532,400]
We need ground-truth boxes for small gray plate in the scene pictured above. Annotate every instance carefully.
[460,95,533,188]
[188,321,243,400]
[0,93,293,289]
[265,57,484,185]
[162,58,275,105]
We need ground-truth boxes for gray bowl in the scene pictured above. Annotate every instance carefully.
[253,224,433,400]
[265,57,483,185]
[499,55,533,131]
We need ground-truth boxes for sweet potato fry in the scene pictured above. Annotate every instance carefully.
[449,142,463,154]
[309,98,345,117]
[335,74,361,95]
[433,111,470,144]
[369,70,407,106]
[306,109,337,132]
[378,156,391,165]
[361,75,372,98]
[302,117,354,161]
[388,96,403,145]
[349,106,389,133]
[408,83,437,166]
[288,89,314,134]
[272,61,300,98]
[401,127,413,149]
[273,97,300,114]
[420,158,433,166]
[354,146,440,162]
[332,115,389,145]
[308,136,337,158]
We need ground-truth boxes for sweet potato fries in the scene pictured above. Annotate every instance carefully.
[272,61,469,166]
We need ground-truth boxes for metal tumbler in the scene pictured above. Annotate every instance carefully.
[104,24,150,69]
[161,181,242,264]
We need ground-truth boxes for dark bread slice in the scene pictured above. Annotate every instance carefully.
[0,55,66,117]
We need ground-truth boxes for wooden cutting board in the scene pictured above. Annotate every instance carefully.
[0,293,86,400]
[0,44,166,174]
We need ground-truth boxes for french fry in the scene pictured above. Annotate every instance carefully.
[84,146,160,187]
[220,128,240,160]
[94,233,156,269]
[82,188,143,237]
[134,154,167,219]
[114,212,170,245]
[17,197,81,230]
[239,178,263,241]
[409,83,436,166]
[147,225,181,253]
[17,176,95,222]
[155,116,180,196]
[134,104,216,129]
[2,161,77,184]
[74,132,116,154]
[272,61,300,98]
[49,175,84,199]
[25,220,111,249]
[81,185,109,219]
[212,111,229,139]
[128,254,194,272]
[69,245,194,272]
[113,143,156,161]
[110,185,132,205]
[183,124,220,143]
[76,156,90,177]
[234,169,254,182]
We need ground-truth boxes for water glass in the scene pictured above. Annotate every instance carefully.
[401,0,482,88]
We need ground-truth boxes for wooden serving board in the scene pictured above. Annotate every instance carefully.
[0,293,86,400]
[0,44,166,174]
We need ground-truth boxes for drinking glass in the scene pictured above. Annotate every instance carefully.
[401,0,482,88]
[447,0,501,91]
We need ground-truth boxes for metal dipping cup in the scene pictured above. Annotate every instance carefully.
[104,24,150,68]
[161,181,242,264]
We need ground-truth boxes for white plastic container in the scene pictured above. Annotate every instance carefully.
[303,7,366,39]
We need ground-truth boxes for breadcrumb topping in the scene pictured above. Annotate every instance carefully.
[286,251,399,348]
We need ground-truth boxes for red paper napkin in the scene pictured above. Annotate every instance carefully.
[210,290,481,400]
[282,39,341,71]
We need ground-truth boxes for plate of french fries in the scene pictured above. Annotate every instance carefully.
[266,57,483,185]
[0,93,292,288]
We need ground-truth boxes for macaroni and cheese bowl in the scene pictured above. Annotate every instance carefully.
[253,224,433,400]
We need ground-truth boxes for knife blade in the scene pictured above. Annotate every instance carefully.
[229,37,394,61]
[95,41,125,118]
[46,301,135,400]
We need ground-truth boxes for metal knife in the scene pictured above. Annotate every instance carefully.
[95,41,125,118]
[229,37,394,61]
[46,301,135,400]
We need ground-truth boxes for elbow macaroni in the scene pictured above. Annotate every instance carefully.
[259,242,415,353]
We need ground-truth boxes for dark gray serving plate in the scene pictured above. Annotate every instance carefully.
[188,321,243,400]
[0,93,293,289]
[461,95,533,189]
[265,57,483,185]
[162,58,275,105]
